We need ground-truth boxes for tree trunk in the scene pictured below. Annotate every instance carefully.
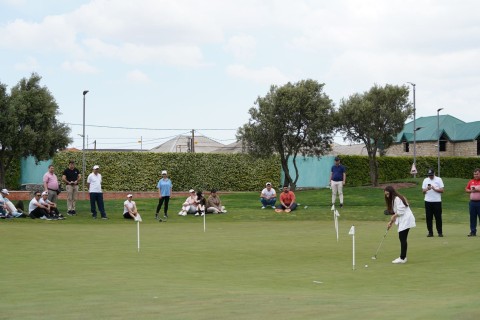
[368,155,379,187]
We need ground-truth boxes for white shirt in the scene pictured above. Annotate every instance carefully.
[261,188,276,198]
[124,200,136,214]
[87,172,103,193]
[422,176,444,202]
[28,198,41,213]
[393,196,416,232]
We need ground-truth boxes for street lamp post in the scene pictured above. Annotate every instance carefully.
[437,108,443,177]
[82,90,89,199]
[407,82,416,177]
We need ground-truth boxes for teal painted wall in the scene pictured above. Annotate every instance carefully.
[20,156,52,185]
[281,156,334,188]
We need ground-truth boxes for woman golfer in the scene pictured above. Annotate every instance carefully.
[384,185,416,264]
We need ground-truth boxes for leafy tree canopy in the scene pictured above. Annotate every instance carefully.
[0,73,72,187]
[237,79,335,189]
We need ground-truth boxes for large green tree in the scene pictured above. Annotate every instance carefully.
[0,73,72,187]
[336,84,412,186]
[237,79,335,190]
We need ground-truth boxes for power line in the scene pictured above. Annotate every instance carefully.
[66,123,236,131]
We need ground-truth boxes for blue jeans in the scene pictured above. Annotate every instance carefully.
[90,193,106,218]
[260,198,276,207]
[469,201,480,234]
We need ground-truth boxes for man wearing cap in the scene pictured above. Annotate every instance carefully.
[0,189,25,218]
[260,182,277,209]
[422,168,444,237]
[87,165,108,220]
[124,194,139,219]
[330,156,346,208]
[62,160,81,215]
[43,164,60,204]
[179,189,197,216]
[155,170,172,220]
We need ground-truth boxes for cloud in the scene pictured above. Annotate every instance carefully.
[226,64,289,85]
[62,60,98,74]
[14,56,39,71]
[224,34,257,62]
[126,69,150,83]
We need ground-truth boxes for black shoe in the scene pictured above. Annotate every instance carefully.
[67,211,74,216]
[438,234,443,237]
[427,234,434,237]
[340,203,343,208]
[467,233,476,237]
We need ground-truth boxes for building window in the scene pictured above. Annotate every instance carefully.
[439,134,447,152]
[477,139,480,156]
[403,141,409,152]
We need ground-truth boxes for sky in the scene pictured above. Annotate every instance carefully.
[1,0,479,150]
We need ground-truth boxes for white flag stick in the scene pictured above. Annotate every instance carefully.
[348,225,355,270]
[137,220,140,252]
[203,212,206,232]
[334,210,340,242]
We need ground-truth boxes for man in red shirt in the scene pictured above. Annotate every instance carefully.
[277,186,298,212]
[465,168,480,237]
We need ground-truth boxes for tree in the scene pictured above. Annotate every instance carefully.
[237,79,335,190]
[0,73,72,187]
[336,84,413,186]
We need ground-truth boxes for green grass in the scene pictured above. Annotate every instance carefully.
[2,178,478,319]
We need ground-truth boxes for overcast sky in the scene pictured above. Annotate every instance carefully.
[1,0,479,150]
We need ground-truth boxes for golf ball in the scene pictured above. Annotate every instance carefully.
[365,264,368,268]
[304,206,308,209]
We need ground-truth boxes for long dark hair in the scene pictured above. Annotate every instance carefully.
[384,185,409,213]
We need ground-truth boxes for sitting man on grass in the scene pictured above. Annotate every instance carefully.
[275,185,298,213]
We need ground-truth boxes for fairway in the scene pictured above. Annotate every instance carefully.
[2,217,478,319]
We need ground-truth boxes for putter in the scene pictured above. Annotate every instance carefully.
[371,228,389,260]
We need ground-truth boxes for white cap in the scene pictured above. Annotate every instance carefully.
[93,165,100,170]
[127,194,133,198]
[41,191,48,196]
[161,170,167,175]
[1,188,9,195]
[266,182,272,186]
[189,189,195,193]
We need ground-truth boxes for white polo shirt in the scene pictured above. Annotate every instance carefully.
[87,172,103,193]
[422,176,444,202]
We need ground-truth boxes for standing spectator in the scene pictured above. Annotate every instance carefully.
[277,185,298,212]
[260,182,276,209]
[155,170,172,221]
[206,189,227,214]
[62,160,81,216]
[87,165,108,220]
[39,191,65,220]
[123,194,139,219]
[28,192,51,220]
[385,185,416,264]
[179,189,198,216]
[422,169,444,237]
[330,156,346,208]
[465,168,480,237]
[43,164,60,203]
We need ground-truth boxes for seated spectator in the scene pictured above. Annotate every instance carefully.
[179,189,198,216]
[276,185,298,212]
[0,191,11,219]
[206,189,227,214]
[39,191,65,220]
[260,182,277,209]
[28,192,51,220]
[195,191,206,217]
[123,194,140,219]
[0,189,26,218]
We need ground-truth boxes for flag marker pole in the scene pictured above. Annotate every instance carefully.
[348,225,355,270]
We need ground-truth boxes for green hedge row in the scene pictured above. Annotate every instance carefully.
[53,152,281,192]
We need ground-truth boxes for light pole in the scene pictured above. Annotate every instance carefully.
[437,108,443,177]
[82,90,89,199]
[407,82,416,176]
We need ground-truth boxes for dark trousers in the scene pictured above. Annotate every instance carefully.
[90,193,106,218]
[469,201,480,234]
[30,207,48,219]
[156,196,170,216]
[425,201,442,234]
[399,228,410,260]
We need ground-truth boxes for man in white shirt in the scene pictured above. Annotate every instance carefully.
[422,169,444,237]
[260,182,277,209]
[87,165,108,220]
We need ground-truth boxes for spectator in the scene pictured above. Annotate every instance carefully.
[62,160,81,216]
[206,189,227,214]
[260,182,276,209]
[179,189,198,216]
[0,189,25,218]
[39,191,65,220]
[155,170,172,221]
[276,185,298,212]
[465,168,480,237]
[195,191,206,216]
[330,156,346,208]
[87,165,108,220]
[28,192,51,220]
[43,164,60,204]
[124,194,140,219]
[422,169,444,237]
[385,185,416,264]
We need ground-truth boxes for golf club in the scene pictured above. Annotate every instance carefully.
[371,228,389,260]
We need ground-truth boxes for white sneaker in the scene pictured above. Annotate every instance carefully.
[222,210,227,213]
[271,206,276,209]
[195,212,199,216]
[201,212,205,216]
[261,206,266,209]
[392,257,407,264]
[181,212,187,216]
[178,211,184,216]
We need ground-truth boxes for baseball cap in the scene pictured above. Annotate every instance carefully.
[1,188,9,195]
[427,169,434,176]
[266,182,272,186]
[127,194,133,198]
[161,170,167,175]
[93,165,100,170]
[189,189,195,193]
[41,191,48,196]
[334,156,340,161]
